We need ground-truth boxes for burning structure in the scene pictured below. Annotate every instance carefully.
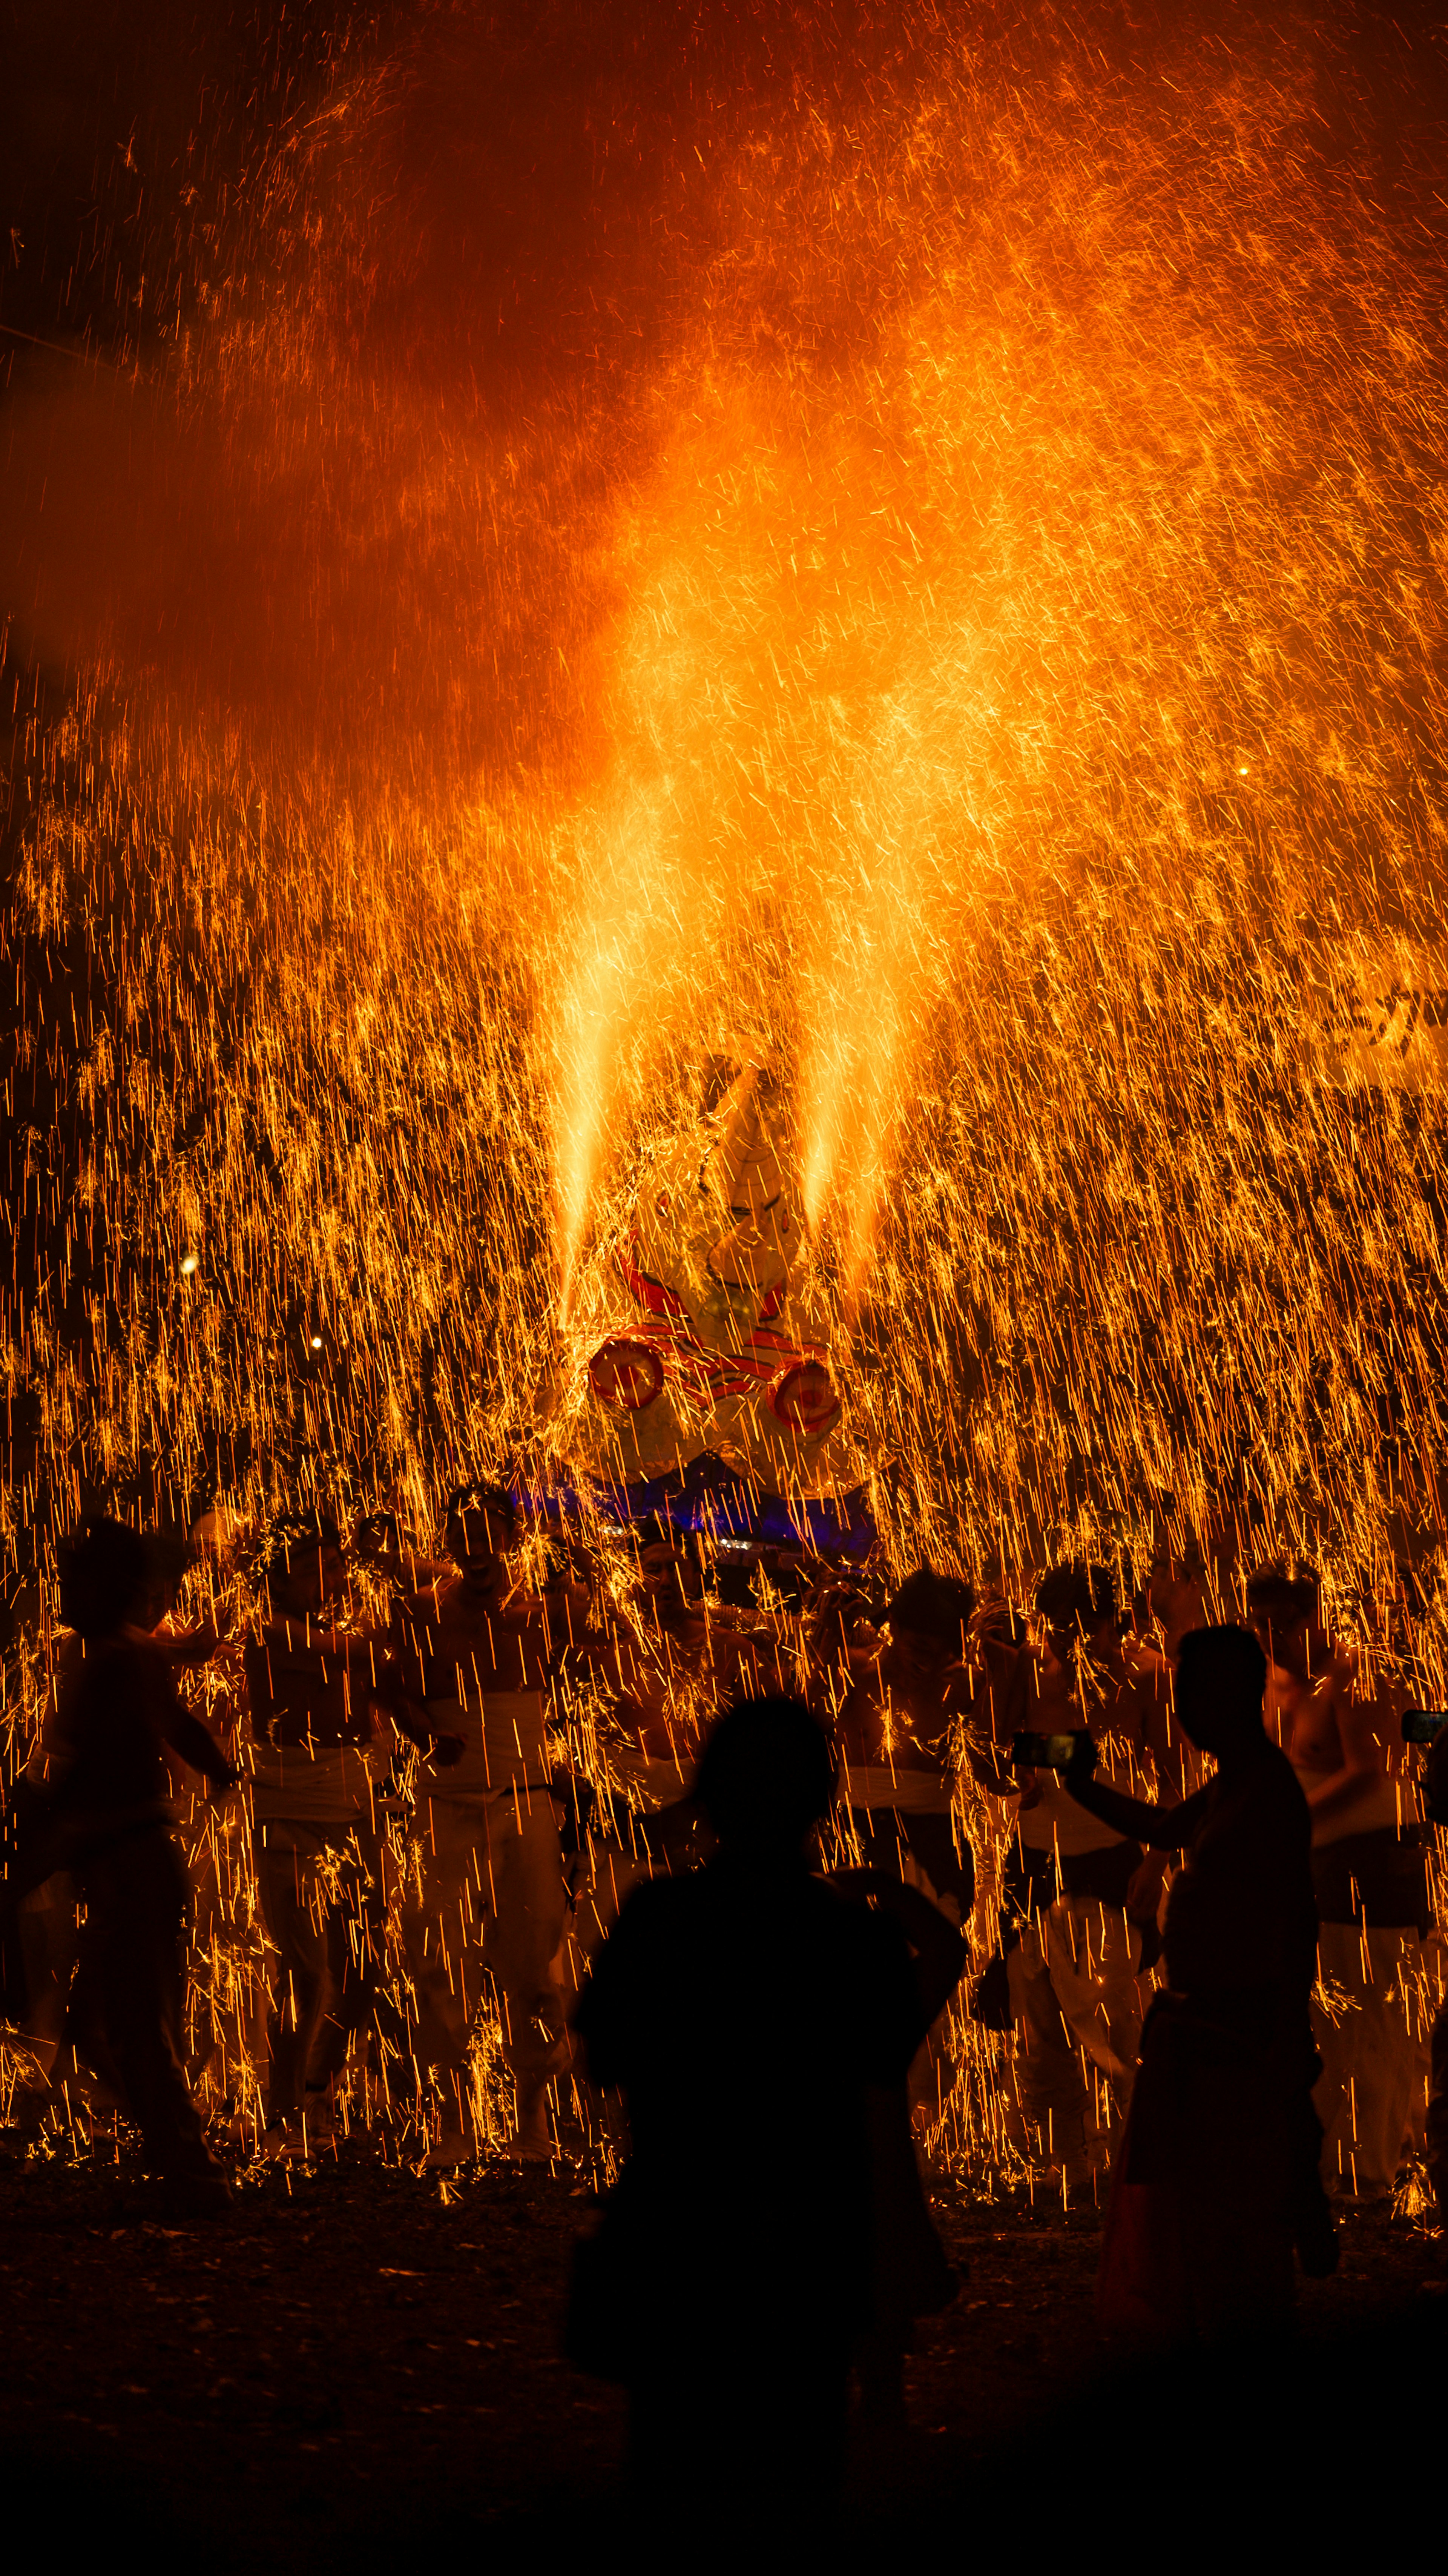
[549,1059,867,1545]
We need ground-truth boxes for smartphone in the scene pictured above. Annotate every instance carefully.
[1012,1730,1083,1770]
[1403,1710,1448,1744]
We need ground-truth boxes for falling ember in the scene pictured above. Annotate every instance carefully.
[3,3,1448,2160]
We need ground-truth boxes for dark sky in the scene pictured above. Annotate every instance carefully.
[5,2,1448,365]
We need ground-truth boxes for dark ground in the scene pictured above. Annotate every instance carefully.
[0,2142,1440,2567]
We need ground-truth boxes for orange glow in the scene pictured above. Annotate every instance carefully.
[3,7,1448,2165]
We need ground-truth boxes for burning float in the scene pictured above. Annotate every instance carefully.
[540,1061,874,1556]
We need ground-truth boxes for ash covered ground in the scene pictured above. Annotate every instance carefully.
[0,2138,1439,2562]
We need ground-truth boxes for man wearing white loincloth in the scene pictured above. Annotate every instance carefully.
[996,1564,1176,2186]
[244,1514,402,2151]
[384,1484,574,2164]
[1247,1564,1432,2200]
[830,1566,981,2132]
[835,1568,979,1927]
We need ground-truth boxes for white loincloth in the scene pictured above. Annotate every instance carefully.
[421,1689,552,1800]
[840,1761,957,1815]
[607,1745,697,1812]
[247,1739,383,1830]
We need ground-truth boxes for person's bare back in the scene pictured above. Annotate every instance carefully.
[1246,1568,1398,1838]
[838,1640,974,1773]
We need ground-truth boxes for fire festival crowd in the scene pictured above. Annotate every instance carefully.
[2,1488,1445,2498]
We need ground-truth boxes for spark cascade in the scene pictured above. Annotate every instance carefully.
[3,5,1448,2160]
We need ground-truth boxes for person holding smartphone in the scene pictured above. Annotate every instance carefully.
[994,1562,1178,2190]
[1055,1620,1336,2335]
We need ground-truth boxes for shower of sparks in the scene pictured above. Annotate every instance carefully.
[3,6,1448,2163]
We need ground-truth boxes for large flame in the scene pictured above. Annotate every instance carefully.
[2,3,1447,1632]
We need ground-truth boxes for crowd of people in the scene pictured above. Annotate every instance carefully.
[1,1490,1443,2374]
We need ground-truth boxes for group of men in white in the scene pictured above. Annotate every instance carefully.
[12,1483,1444,2222]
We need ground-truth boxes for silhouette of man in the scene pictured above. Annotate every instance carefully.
[1060,1623,1336,2338]
[40,1517,238,2211]
[570,1693,928,2530]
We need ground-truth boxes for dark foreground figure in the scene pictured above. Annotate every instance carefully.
[1062,1622,1338,2337]
[570,1693,956,2533]
[25,1519,237,2210]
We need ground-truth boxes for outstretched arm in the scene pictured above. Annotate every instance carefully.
[1063,1739,1209,1851]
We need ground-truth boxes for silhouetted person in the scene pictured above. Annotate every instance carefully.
[569,1694,934,2532]
[41,1518,238,2212]
[1421,1723,1448,2234]
[1061,1623,1336,2338]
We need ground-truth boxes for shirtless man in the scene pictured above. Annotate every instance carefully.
[589,1520,791,1844]
[993,1563,1176,2186]
[827,1567,982,2131]
[835,1567,979,1927]
[37,1517,238,2212]
[384,1483,575,2163]
[615,1523,714,1771]
[1246,1564,1429,2199]
[244,1514,411,2150]
[13,1530,234,2112]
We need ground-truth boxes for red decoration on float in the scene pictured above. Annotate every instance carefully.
[587,1337,666,1411]
[766,1357,841,1434]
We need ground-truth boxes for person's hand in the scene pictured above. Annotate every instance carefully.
[426,1732,467,1770]
[167,1620,224,1666]
[827,1866,890,1900]
[1125,1852,1165,1921]
[867,1874,965,1944]
[1063,1731,1098,1797]
[353,1513,391,1563]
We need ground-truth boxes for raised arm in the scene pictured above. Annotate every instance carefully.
[1063,1738,1210,1851]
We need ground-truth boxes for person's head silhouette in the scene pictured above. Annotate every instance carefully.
[1173,1622,1268,1758]
[696,1693,836,1862]
[57,1515,149,1639]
